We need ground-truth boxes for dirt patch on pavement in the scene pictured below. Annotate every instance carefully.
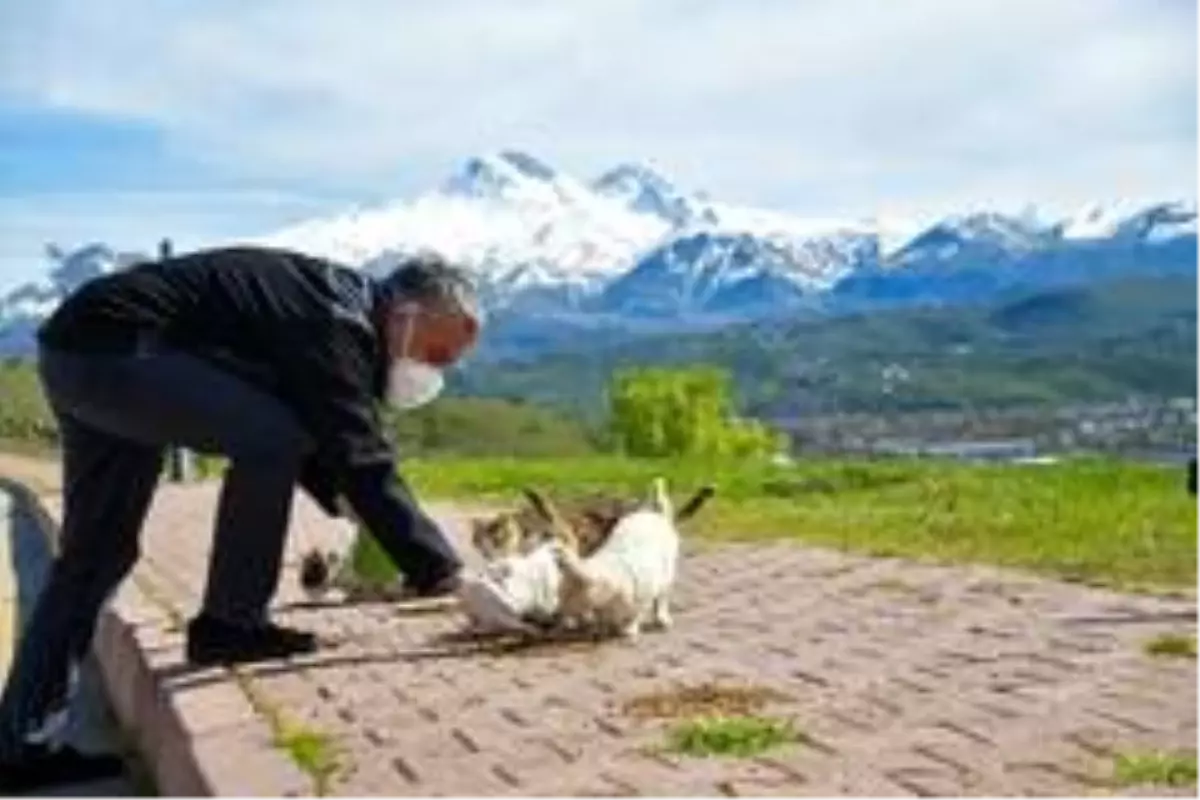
[621,681,792,720]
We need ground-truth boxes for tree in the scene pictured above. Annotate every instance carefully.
[608,366,786,458]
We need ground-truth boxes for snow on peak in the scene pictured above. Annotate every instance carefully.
[940,212,1051,247]
[441,150,556,197]
[592,163,677,197]
[46,242,127,289]
[1060,199,1197,242]
[438,150,612,211]
[259,152,673,291]
[258,151,916,303]
[0,242,146,324]
[591,162,718,229]
[889,211,1053,266]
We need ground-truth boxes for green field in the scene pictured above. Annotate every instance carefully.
[3,445,1194,591]
[401,455,1196,592]
[2,414,1194,592]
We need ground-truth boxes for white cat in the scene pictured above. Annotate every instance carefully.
[549,477,691,640]
[459,504,567,634]
[460,479,714,638]
[479,540,563,629]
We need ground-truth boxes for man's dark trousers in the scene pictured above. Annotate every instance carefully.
[0,341,316,758]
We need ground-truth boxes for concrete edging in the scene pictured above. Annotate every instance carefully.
[0,477,307,796]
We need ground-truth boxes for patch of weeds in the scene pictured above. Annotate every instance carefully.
[1143,632,1196,659]
[621,681,791,720]
[666,715,801,758]
[275,724,340,795]
[1112,751,1197,788]
[232,667,343,795]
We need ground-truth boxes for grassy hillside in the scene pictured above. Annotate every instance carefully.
[0,358,600,458]
[452,275,1198,418]
[0,358,56,448]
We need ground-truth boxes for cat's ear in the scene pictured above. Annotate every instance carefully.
[521,487,551,519]
[499,515,523,555]
[522,487,580,553]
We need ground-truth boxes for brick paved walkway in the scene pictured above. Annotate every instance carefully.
[1,454,1195,796]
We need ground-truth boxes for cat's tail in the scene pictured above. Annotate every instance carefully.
[675,484,716,523]
[647,477,715,522]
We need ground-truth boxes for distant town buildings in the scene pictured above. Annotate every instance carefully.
[777,396,1197,463]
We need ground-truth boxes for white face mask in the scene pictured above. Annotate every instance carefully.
[386,311,445,410]
[386,359,444,410]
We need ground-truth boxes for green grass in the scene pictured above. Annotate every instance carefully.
[1144,633,1197,658]
[232,666,342,796]
[276,725,340,795]
[1112,751,1197,788]
[347,525,400,584]
[402,455,1197,591]
[666,715,801,758]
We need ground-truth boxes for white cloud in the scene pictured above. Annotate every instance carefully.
[0,0,1194,288]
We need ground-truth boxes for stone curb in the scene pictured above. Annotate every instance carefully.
[0,477,308,797]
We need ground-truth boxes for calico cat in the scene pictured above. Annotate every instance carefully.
[529,479,715,640]
[469,493,638,562]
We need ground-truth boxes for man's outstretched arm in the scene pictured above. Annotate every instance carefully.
[272,317,462,592]
[338,461,463,591]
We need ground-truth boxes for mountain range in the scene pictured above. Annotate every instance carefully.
[451,274,1198,419]
[0,150,1196,359]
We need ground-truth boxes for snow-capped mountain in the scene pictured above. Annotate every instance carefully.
[255,151,882,312]
[0,243,148,356]
[599,228,878,317]
[889,212,1057,268]
[591,163,718,228]
[830,201,1197,310]
[0,151,1195,359]
[259,151,673,305]
[1059,200,1198,243]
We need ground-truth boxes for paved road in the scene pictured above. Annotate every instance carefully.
[0,488,140,796]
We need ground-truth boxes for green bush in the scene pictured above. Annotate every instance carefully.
[608,366,786,458]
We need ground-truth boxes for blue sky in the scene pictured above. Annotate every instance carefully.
[1,0,1195,291]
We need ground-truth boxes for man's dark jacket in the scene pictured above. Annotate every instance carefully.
[37,245,461,588]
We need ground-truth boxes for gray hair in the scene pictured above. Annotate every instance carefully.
[378,251,483,322]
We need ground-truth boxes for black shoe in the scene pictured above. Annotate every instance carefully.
[0,743,125,794]
[404,571,463,600]
[185,614,318,666]
[347,571,462,603]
